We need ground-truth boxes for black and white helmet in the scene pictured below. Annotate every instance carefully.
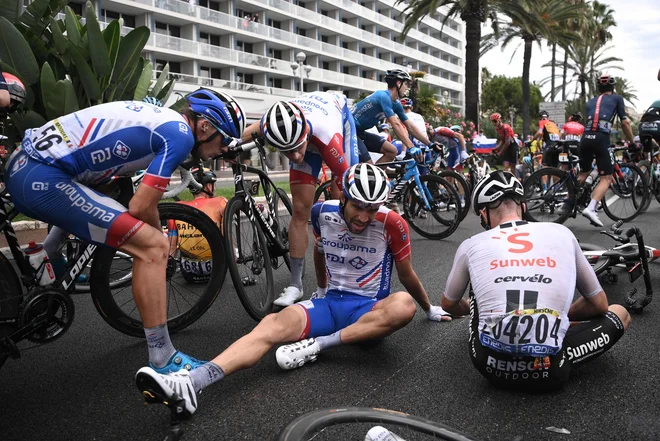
[471,170,524,216]
[385,69,412,84]
[261,101,308,151]
[342,163,390,205]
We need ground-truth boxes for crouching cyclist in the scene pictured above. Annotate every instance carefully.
[135,163,452,418]
[440,171,630,392]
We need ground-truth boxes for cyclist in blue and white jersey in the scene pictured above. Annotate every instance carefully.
[579,74,636,227]
[352,69,433,164]
[441,171,630,392]
[5,88,245,374]
[135,163,451,419]
[240,92,361,307]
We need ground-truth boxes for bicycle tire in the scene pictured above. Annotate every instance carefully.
[277,407,479,441]
[580,243,611,275]
[224,196,274,321]
[435,170,471,221]
[0,251,23,368]
[601,163,648,222]
[403,175,460,240]
[636,160,652,212]
[313,181,333,205]
[74,250,133,293]
[89,203,227,337]
[272,187,293,270]
[522,168,574,224]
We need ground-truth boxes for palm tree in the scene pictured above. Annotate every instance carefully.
[565,42,622,104]
[589,0,617,72]
[482,0,583,136]
[615,78,638,108]
[398,0,500,128]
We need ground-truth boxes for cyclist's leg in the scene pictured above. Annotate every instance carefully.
[564,305,630,367]
[363,130,395,164]
[590,137,614,207]
[357,136,374,165]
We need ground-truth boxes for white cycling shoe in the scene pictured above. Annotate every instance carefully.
[581,208,603,227]
[135,367,198,419]
[276,338,320,370]
[273,286,303,307]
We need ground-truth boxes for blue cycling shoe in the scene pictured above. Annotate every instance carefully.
[149,351,207,374]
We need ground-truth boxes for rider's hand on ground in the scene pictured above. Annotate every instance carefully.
[425,305,454,322]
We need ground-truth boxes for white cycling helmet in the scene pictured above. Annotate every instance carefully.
[261,101,308,151]
[472,170,524,229]
[342,163,390,205]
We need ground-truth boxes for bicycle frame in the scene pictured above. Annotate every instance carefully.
[379,157,435,210]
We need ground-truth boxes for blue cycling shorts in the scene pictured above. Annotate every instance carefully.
[296,290,380,339]
[5,151,144,248]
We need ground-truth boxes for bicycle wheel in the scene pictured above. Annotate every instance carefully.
[580,243,611,275]
[90,203,227,337]
[313,181,332,204]
[277,407,478,441]
[435,170,471,221]
[403,175,460,240]
[272,187,293,270]
[74,248,133,293]
[601,163,648,222]
[636,160,652,212]
[224,196,274,321]
[522,168,574,224]
[0,252,23,369]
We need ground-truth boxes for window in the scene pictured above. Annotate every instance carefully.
[269,78,283,89]
[321,9,328,16]
[321,35,329,43]
[268,48,283,59]
[102,10,135,28]
[155,60,181,73]
[341,18,348,24]
[198,0,220,10]
[267,19,281,29]
[155,22,180,38]
[360,47,366,54]
[342,66,349,74]
[296,27,306,37]
[236,41,253,53]
[322,61,330,70]
[341,41,348,49]
[236,72,254,84]
[199,32,220,46]
[200,66,222,78]
[69,1,83,15]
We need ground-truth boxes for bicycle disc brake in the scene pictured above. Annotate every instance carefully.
[19,289,75,343]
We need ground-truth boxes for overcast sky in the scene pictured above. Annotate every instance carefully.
[478,0,660,112]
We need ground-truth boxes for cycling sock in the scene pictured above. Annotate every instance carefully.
[587,199,598,211]
[144,324,176,368]
[316,330,342,352]
[290,257,305,290]
[189,362,225,393]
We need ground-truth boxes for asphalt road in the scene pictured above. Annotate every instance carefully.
[3,204,660,441]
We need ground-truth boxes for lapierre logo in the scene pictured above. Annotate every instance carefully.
[55,182,116,222]
[322,238,377,253]
[567,332,610,361]
[31,182,49,191]
[494,274,552,284]
[490,257,556,270]
[62,244,97,290]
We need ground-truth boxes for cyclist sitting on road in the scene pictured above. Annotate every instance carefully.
[5,87,245,374]
[490,113,517,173]
[440,171,631,392]
[240,91,360,307]
[639,100,660,155]
[579,74,636,227]
[171,168,227,284]
[352,69,432,164]
[135,163,452,419]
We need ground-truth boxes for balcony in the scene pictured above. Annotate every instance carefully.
[156,70,299,97]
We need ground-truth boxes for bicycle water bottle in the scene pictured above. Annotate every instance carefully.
[585,169,598,186]
[25,241,56,286]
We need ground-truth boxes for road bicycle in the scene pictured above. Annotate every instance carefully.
[219,137,294,321]
[421,144,471,222]
[523,142,648,224]
[0,157,228,369]
[580,221,656,313]
[277,407,479,441]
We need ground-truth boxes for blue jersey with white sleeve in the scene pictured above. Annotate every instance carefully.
[352,90,408,131]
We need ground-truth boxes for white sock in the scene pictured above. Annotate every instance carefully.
[587,199,598,211]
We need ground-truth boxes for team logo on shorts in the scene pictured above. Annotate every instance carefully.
[10,154,27,177]
[349,256,367,269]
[126,102,144,112]
[113,141,131,159]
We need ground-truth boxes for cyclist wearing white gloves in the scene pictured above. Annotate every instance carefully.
[135,164,451,419]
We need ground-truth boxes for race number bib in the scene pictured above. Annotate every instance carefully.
[180,255,213,276]
[479,307,562,357]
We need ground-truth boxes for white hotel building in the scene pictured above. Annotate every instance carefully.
[69,0,465,119]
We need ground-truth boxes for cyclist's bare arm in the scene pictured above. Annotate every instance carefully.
[403,119,431,146]
[455,133,466,151]
[568,241,608,321]
[130,185,163,229]
[387,115,413,151]
[242,121,263,143]
[621,119,635,144]
[440,243,471,316]
[396,256,431,311]
[313,235,328,289]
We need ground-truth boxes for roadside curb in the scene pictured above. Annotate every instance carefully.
[12,220,49,231]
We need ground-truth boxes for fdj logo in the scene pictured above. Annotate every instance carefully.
[113,141,131,159]
[91,148,112,164]
[326,253,345,263]
[349,256,367,269]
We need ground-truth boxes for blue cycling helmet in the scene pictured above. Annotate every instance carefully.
[523,156,532,166]
[400,98,413,108]
[143,96,163,107]
[186,88,246,139]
